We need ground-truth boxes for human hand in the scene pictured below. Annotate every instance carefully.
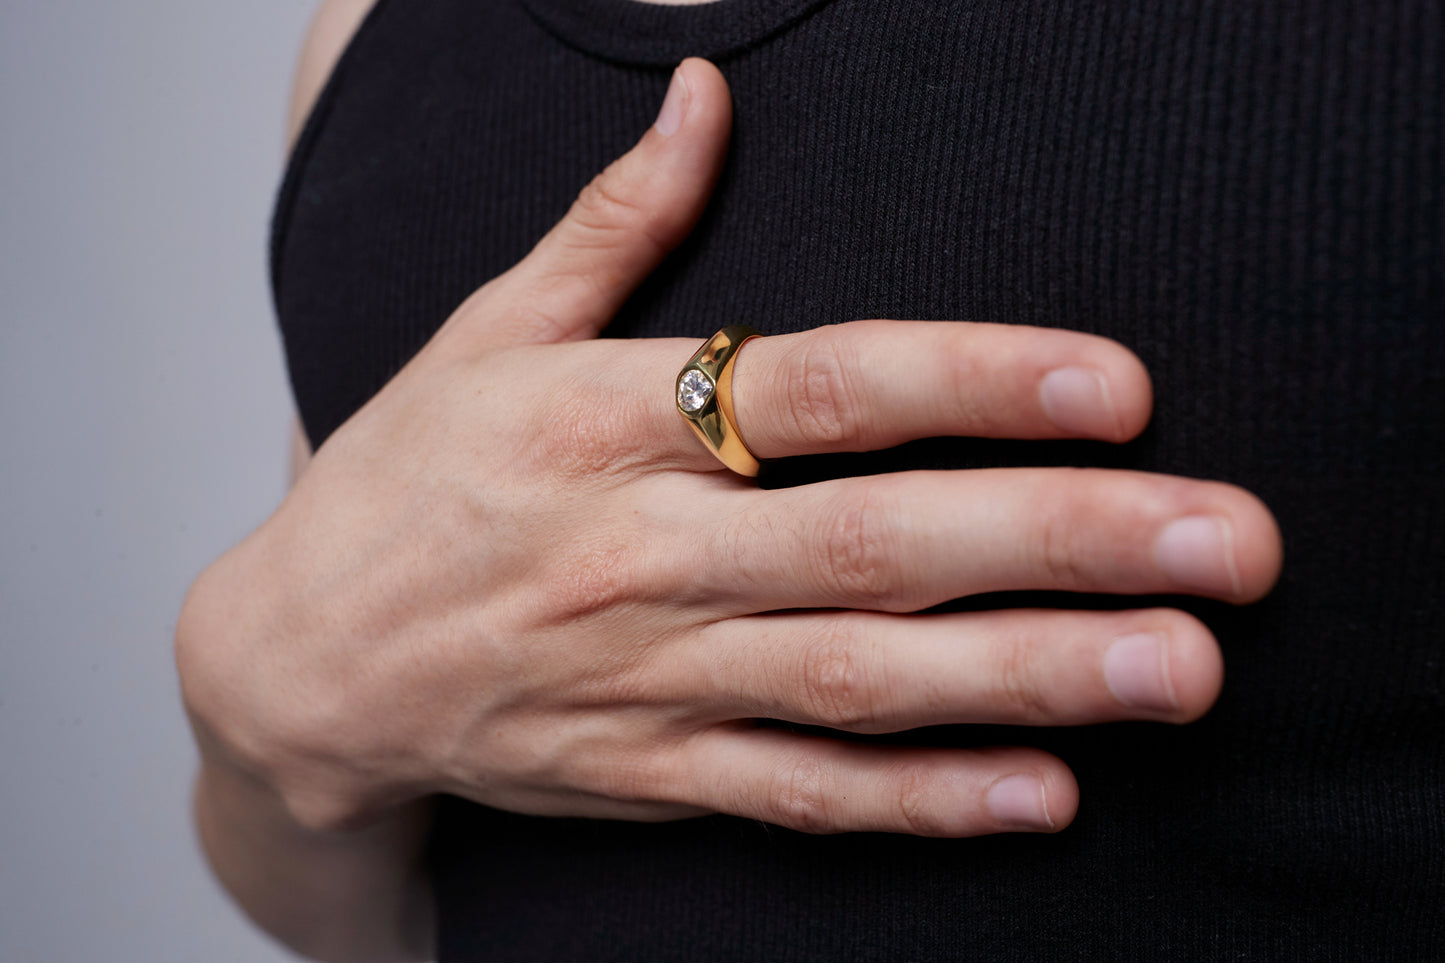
[176,58,1281,840]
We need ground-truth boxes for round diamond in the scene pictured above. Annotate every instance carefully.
[677,369,714,413]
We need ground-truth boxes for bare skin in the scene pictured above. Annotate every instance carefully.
[179,8,1283,962]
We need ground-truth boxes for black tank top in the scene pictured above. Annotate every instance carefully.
[272,0,1444,958]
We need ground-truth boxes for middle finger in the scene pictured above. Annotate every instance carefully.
[703,467,1282,614]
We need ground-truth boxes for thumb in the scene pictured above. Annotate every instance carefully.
[490,58,733,345]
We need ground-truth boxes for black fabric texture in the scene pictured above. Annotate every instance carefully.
[270,0,1444,958]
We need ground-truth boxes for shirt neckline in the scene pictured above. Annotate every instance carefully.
[517,0,840,65]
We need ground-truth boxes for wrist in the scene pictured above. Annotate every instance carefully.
[178,519,412,833]
[193,756,435,963]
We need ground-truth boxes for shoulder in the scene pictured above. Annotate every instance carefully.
[286,0,381,150]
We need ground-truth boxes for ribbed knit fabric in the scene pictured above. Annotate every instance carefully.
[271,0,1444,958]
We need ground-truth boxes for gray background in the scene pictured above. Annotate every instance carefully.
[2,2,316,959]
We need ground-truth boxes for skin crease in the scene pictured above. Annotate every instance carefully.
[179,5,1284,963]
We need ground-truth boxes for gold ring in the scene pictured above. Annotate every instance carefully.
[676,325,763,476]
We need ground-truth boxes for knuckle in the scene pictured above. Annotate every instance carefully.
[574,746,668,804]
[896,765,952,837]
[781,336,865,447]
[993,632,1054,723]
[569,169,668,261]
[717,504,770,575]
[545,539,647,621]
[938,331,992,426]
[528,385,653,480]
[770,756,837,834]
[814,487,897,606]
[530,411,602,477]
[797,621,886,731]
[1035,488,1096,592]
[505,299,586,346]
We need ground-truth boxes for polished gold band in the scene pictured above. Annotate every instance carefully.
[676,325,763,476]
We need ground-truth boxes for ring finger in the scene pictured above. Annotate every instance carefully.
[678,607,1222,734]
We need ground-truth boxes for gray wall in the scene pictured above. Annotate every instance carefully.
[2,3,316,960]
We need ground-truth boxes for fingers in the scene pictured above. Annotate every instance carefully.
[448,58,733,349]
[708,468,1283,612]
[524,319,1153,480]
[650,603,1217,837]
[729,320,1153,457]
[681,608,1224,733]
[673,728,1078,836]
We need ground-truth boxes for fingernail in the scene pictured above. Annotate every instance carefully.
[1039,367,1120,437]
[987,774,1054,830]
[654,68,689,137]
[1154,516,1242,596]
[1104,632,1177,712]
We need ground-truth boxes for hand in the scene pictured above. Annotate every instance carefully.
[177,58,1281,841]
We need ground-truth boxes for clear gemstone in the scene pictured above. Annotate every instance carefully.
[677,369,714,413]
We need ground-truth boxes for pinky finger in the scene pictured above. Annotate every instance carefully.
[676,726,1079,837]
